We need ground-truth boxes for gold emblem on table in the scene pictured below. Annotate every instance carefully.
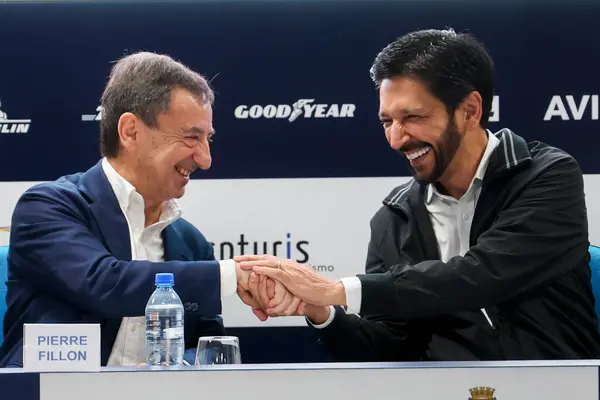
[468,387,496,400]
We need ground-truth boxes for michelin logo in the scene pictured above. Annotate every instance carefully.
[81,106,102,122]
[234,99,355,122]
[0,100,31,134]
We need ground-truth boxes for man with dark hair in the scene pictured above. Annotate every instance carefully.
[0,52,277,367]
[238,29,600,360]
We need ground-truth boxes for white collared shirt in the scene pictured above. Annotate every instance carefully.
[312,131,500,328]
[100,158,237,366]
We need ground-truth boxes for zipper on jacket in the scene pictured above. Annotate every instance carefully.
[481,308,495,330]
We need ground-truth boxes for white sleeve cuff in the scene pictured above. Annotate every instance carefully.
[306,306,336,329]
[219,259,237,297]
[340,276,362,315]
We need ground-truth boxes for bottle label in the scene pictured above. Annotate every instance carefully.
[164,327,184,339]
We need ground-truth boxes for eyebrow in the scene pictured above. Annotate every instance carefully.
[378,107,427,119]
[182,126,216,136]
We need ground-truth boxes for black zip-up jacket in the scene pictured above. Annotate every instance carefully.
[311,128,600,361]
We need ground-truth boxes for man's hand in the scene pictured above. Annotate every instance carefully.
[249,273,304,317]
[237,270,305,320]
[236,262,269,320]
[237,282,270,321]
[235,254,346,307]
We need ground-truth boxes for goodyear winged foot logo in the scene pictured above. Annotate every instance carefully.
[468,386,497,400]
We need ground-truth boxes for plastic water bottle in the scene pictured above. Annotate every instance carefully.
[145,273,185,366]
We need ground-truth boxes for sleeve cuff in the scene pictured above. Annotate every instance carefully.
[219,259,237,297]
[306,306,336,329]
[340,276,362,315]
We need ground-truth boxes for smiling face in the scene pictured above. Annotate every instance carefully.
[118,88,214,205]
[378,76,464,184]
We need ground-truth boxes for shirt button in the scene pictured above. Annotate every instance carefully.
[462,213,469,220]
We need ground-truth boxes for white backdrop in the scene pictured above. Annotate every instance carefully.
[1,175,600,327]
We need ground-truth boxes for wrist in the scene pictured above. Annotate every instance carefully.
[304,305,331,325]
[324,280,346,306]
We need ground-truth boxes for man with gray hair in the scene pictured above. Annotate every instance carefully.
[0,52,274,367]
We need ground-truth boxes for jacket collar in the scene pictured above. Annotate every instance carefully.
[483,128,532,179]
[383,128,532,211]
[77,160,191,262]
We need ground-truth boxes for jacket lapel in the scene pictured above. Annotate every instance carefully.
[409,184,441,261]
[78,160,132,261]
[76,160,132,365]
[163,225,193,262]
[384,180,441,262]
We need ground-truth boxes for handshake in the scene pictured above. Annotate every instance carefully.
[233,254,347,324]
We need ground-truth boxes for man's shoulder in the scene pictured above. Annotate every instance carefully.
[527,140,580,169]
[490,128,581,182]
[17,172,87,206]
[517,140,583,188]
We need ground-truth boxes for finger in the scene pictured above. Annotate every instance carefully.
[252,266,287,282]
[239,263,254,271]
[283,296,302,316]
[248,273,264,308]
[240,259,281,270]
[297,301,307,315]
[266,278,276,299]
[234,254,271,262]
[258,275,271,309]
[272,280,286,305]
[252,307,268,321]
[237,285,260,308]
[269,290,292,315]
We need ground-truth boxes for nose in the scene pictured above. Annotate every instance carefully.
[192,138,212,170]
[387,122,410,151]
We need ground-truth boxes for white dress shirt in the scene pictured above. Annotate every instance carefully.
[101,158,237,366]
[311,132,500,328]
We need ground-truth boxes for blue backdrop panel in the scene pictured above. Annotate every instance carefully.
[0,0,599,181]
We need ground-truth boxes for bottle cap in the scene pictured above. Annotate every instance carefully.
[155,273,174,286]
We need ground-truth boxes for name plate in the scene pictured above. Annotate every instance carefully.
[23,323,101,372]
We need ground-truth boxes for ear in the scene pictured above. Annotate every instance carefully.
[117,112,141,151]
[459,91,483,131]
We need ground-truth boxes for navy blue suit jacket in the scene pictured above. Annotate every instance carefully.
[0,161,225,367]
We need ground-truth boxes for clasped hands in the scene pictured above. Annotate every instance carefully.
[234,254,346,323]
